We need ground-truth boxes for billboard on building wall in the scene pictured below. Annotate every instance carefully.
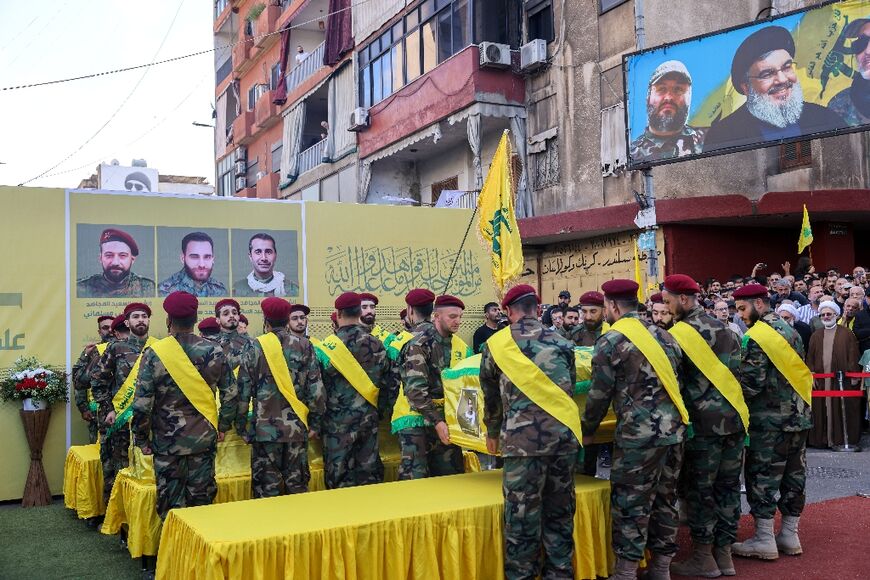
[623,0,870,169]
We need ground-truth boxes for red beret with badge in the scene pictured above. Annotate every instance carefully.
[359,293,379,305]
[100,228,139,256]
[578,291,604,306]
[163,291,198,318]
[335,292,361,310]
[435,295,465,309]
[405,288,436,307]
[124,302,152,318]
[261,297,291,320]
[501,284,540,309]
[602,279,639,301]
[214,298,241,316]
[732,283,769,300]
[663,274,701,295]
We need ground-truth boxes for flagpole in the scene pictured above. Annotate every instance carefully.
[441,201,479,296]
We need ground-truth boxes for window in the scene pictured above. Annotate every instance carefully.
[246,159,260,184]
[431,175,459,205]
[600,0,628,14]
[780,141,812,171]
[217,154,234,196]
[532,138,559,190]
[270,63,281,91]
[526,0,554,43]
[247,85,257,111]
[271,141,282,174]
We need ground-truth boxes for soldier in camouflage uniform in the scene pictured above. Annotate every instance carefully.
[90,303,153,505]
[132,292,238,519]
[582,279,687,580]
[318,292,399,489]
[398,290,466,479]
[157,232,227,297]
[288,303,311,339]
[76,228,156,298]
[215,299,252,374]
[731,284,812,561]
[480,284,579,580]
[663,275,744,577]
[72,315,114,444]
[629,60,705,165]
[236,297,325,497]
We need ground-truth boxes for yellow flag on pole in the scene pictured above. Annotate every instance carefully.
[634,240,644,302]
[797,204,813,254]
[478,131,523,293]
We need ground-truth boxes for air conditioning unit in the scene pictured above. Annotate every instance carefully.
[232,146,247,163]
[349,107,370,131]
[479,42,511,68]
[235,175,247,192]
[520,39,547,72]
[234,160,247,176]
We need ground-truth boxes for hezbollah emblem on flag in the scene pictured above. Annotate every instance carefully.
[477,131,524,293]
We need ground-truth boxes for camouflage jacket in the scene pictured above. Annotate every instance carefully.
[583,312,686,448]
[676,306,743,436]
[72,338,112,413]
[131,332,237,456]
[319,324,400,433]
[571,322,606,347]
[76,272,155,298]
[216,330,253,372]
[158,270,227,297]
[629,125,706,163]
[739,312,812,432]
[480,317,579,457]
[90,334,152,418]
[400,321,453,425]
[236,329,325,443]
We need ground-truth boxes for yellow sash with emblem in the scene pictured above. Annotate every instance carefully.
[744,320,812,405]
[316,334,380,407]
[150,336,218,429]
[370,325,394,344]
[669,321,750,433]
[610,317,691,427]
[256,333,310,428]
[391,335,470,432]
[486,327,583,445]
[107,337,157,436]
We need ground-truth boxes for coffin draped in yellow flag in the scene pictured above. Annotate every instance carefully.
[477,130,524,293]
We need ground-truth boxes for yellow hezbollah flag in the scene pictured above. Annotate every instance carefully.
[798,204,813,254]
[478,131,523,292]
[634,240,644,302]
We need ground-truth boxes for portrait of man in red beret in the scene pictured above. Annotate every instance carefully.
[76,225,156,298]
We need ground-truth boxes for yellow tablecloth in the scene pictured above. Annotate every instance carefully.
[156,471,612,580]
[63,443,105,519]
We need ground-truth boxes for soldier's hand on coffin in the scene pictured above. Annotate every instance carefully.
[435,421,451,445]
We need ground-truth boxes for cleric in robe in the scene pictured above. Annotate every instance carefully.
[703,26,847,152]
[232,232,299,297]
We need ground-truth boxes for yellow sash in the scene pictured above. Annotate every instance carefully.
[317,334,380,407]
[110,336,157,416]
[601,321,611,334]
[87,342,110,406]
[150,337,218,430]
[391,335,469,432]
[744,320,813,405]
[370,325,393,344]
[610,317,691,426]
[256,333,309,428]
[669,321,749,433]
[96,342,109,356]
[486,327,583,446]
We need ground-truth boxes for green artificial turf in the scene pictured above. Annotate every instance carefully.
[0,501,140,579]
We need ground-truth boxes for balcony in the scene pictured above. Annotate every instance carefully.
[297,138,326,176]
[256,172,281,198]
[254,4,281,49]
[286,41,325,95]
[254,89,280,129]
[237,186,257,198]
[232,29,254,73]
[232,110,256,145]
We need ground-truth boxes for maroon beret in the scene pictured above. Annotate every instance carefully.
[100,228,139,256]
[501,284,540,309]
[198,317,220,333]
[163,291,198,318]
[214,298,240,316]
[435,295,465,309]
[649,292,664,304]
[289,303,310,315]
[97,315,114,324]
[359,292,379,305]
[111,315,128,332]
[330,312,338,323]
[335,292,361,310]
[732,283,769,300]
[239,314,249,324]
[124,302,151,317]
[663,274,701,295]
[602,279,639,301]
[261,297,291,320]
[399,308,407,319]
[578,291,604,306]
[405,288,436,307]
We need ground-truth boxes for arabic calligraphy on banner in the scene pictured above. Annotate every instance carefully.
[324,244,482,297]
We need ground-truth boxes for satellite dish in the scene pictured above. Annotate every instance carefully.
[111,159,120,166]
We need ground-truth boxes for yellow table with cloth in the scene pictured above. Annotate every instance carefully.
[63,443,105,519]
[155,470,613,580]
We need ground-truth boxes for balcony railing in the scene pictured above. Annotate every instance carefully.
[297,138,326,176]
[286,41,325,94]
[216,58,232,86]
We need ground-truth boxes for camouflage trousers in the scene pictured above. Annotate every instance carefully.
[85,417,98,444]
[251,441,309,498]
[503,455,576,580]
[153,451,216,520]
[324,426,383,489]
[745,429,808,519]
[610,442,684,561]
[99,426,130,505]
[397,426,464,480]
[683,433,744,546]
